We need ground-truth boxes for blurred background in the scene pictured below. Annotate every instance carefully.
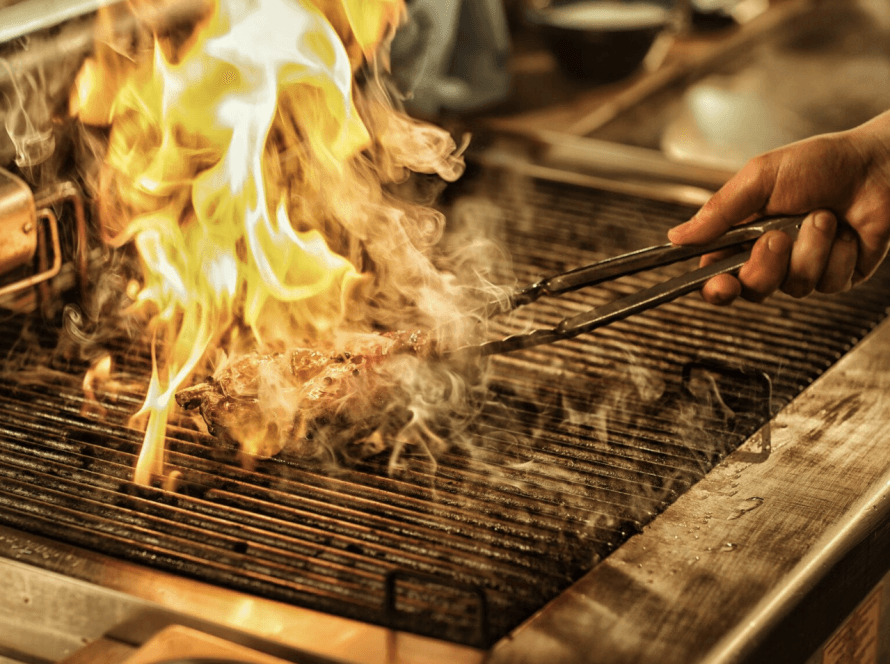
[390,0,890,173]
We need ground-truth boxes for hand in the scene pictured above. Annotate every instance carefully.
[667,111,890,305]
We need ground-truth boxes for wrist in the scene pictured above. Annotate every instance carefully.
[846,111,890,188]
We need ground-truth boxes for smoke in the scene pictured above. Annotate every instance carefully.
[1,58,54,171]
[46,0,520,482]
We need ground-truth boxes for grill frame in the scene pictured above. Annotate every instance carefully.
[1,164,890,663]
[2,318,890,664]
[2,170,888,651]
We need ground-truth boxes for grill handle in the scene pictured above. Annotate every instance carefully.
[383,568,490,646]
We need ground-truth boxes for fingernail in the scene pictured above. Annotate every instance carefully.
[668,220,693,242]
[813,212,834,232]
[767,234,784,253]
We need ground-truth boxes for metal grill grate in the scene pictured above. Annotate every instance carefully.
[0,172,888,647]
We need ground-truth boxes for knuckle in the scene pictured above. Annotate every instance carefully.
[781,278,815,299]
[747,154,771,173]
[816,276,847,294]
[742,290,768,304]
[739,275,774,302]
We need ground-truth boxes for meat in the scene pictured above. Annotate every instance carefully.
[175,330,438,459]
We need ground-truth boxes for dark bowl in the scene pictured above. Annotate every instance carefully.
[527,1,671,82]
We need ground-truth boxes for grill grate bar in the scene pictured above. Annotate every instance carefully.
[0,374,688,518]
[0,413,592,566]
[492,294,876,374]
[0,378,692,544]
[0,443,559,580]
[0,458,563,606]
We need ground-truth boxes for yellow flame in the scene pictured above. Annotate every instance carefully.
[73,0,405,484]
[81,354,113,419]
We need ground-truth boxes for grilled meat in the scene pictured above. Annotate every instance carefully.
[175,330,437,458]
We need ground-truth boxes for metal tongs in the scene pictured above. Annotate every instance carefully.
[464,214,804,357]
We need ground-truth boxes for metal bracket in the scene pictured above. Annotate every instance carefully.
[383,568,489,646]
[0,170,90,309]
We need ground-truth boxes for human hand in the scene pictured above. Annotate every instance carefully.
[667,111,890,305]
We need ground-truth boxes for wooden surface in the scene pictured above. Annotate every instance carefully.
[489,315,890,664]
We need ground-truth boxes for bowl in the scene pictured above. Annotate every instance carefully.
[527,1,671,82]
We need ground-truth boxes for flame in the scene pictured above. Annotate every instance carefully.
[81,353,113,419]
[70,0,470,484]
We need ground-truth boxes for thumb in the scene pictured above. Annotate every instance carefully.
[669,156,778,245]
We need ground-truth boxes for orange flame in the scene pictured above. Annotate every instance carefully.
[71,0,452,484]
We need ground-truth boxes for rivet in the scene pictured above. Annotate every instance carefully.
[22,221,33,233]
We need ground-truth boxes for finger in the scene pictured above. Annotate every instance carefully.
[699,247,742,268]
[701,273,743,306]
[816,225,858,293]
[852,216,890,286]
[668,155,778,245]
[781,210,837,298]
[737,230,793,303]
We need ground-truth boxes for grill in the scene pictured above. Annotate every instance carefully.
[1,168,888,656]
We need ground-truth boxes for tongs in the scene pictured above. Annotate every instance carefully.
[463,214,804,357]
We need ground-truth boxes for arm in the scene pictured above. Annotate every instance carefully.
[667,110,890,305]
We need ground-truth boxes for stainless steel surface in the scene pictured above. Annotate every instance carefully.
[59,637,135,664]
[488,316,890,664]
[0,173,86,307]
[0,0,207,47]
[154,660,263,663]
[0,166,64,305]
[565,0,811,137]
[472,130,729,207]
[0,208,61,299]
[0,554,136,663]
[116,625,303,664]
[0,167,36,275]
[33,180,90,302]
[702,470,890,664]
[2,311,889,664]
[0,0,120,170]
[0,0,114,45]
[0,0,207,170]
[0,530,483,664]
[0,1,887,653]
